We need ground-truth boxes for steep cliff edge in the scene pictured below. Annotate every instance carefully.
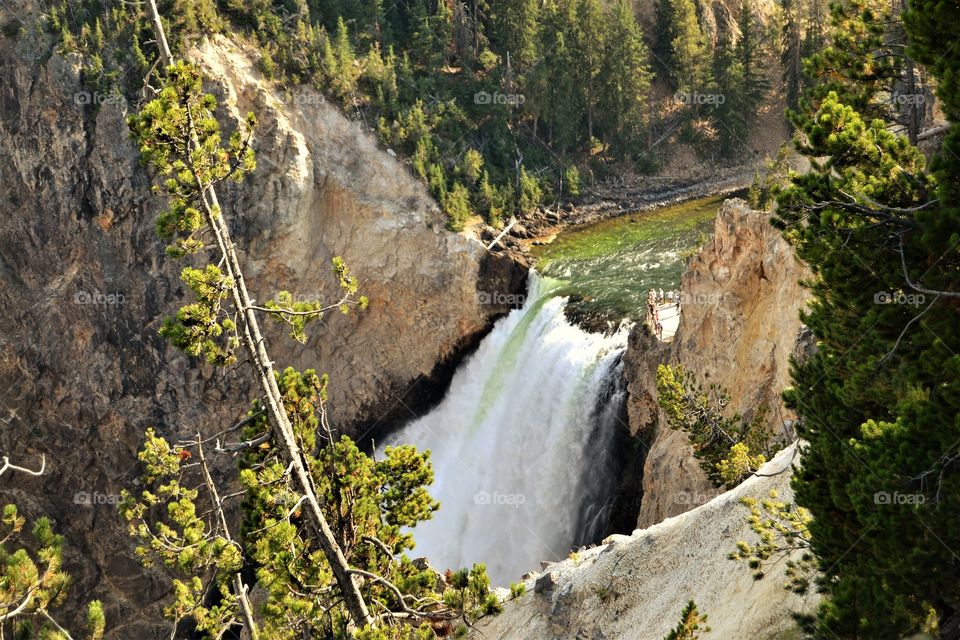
[0,10,522,635]
[623,198,812,527]
[471,445,818,640]
[193,35,526,431]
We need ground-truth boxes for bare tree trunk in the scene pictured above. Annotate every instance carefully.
[472,0,480,57]
[144,0,374,630]
[899,0,920,145]
[195,436,261,640]
[584,77,593,143]
[647,91,653,151]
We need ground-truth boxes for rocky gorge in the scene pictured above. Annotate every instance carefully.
[465,199,818,639]
[620,198,812,529]
[0,4,816,637]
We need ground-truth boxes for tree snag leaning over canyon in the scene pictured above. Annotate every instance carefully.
[118,3,499,638]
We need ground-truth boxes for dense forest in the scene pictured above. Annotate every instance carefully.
[48,0,844,230]
[771,0,960,632]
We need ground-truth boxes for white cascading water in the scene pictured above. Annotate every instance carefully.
[379,271,629,585]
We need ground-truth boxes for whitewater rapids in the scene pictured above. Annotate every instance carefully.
[380,272,629,585]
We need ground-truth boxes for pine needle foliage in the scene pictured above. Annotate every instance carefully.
[656,364,779,487]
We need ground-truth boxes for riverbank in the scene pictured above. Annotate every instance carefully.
[537,165,756,235]
[472,165,757,255]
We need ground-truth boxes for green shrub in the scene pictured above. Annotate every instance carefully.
[517,166,543,215]
[461,149,484,184]
[443,182,472,231]
[564,165,581,197]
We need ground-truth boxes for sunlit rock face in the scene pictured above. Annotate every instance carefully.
[623,198,812,528]
[470,444,819,640]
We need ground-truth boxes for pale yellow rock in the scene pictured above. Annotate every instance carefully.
[471,444,818,640]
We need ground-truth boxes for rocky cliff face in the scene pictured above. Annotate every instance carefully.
[192,36,526,432]
[623,198,812,528]
[0,9,522,636]
[471,445,818,640]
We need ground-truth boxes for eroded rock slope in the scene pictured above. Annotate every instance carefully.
[472,445,817,640]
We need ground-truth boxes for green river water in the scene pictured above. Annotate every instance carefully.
[532,194,732,325]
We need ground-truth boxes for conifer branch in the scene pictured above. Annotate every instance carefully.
[195,435,260,639]
[898,234,960,298]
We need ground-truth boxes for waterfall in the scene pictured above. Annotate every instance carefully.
[380,271,629,585]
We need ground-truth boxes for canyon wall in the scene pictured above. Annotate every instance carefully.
[0,8,522,636]
[623,198,812,528]
[193,36,526,433]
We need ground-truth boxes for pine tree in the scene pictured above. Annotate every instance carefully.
[653,0,678,78]
[713,0,770,156]
[321,16,360,101]
[572,0,606,143]
[772,0,960,630]
[800,0,901,124]
[658,0,711,93]
[780,0,803,111]
[124,46,500,636]
[517,165,543,215]
[664,600,710,639]
[711,24,743,156]
[904,0,960,202]
[443,182,472,231]
[656,364,775,487]
[354,0,391,48]
[526,0,581,150]
[410,0,453,70]
[728,489,816,594]
[410,0,434,66]
[736,0,769,112]
[335,16,359,93]
[599,0,653,153]
[489,0,540,73]
[0,460,104,637]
